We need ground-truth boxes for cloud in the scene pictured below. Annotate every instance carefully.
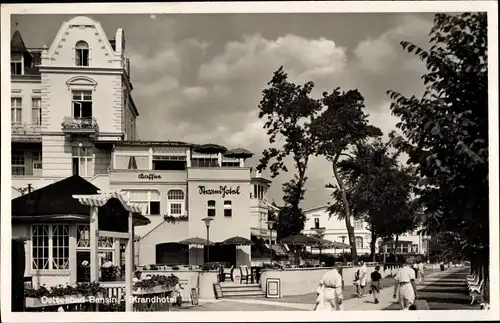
[354,15,432,74]
[129,16,432,209]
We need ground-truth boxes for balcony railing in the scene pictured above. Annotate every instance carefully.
[61,116,99,131]
[11,123,41,136]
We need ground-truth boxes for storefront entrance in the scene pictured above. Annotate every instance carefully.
[204,244,237,266]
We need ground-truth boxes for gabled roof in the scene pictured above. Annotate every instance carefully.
[11,175,149,224]
[12,175,99,217]
[11,30,29,54]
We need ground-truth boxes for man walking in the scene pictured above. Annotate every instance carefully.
[393,258,418,310]
[418,261,425,284]
[370,265,382,304]
[317,262,344,311]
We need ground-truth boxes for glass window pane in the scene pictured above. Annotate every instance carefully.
[86,158,93,176]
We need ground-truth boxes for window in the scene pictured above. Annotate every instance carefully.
[152,155,187,171]
[167,190,184,216]
[402,244,409,253]
[353,220,363,229]
[76,225,116,267]
[126,190,161,215]
[12,151,25,175]
[191,157,218,167]
[72,90,93,119]
[75,41,89,66]
[31,224,69,270]
[411,244,419,253]
[72,147,93,177]
[32,98,42,125]
[222,161,240,167]
[11,98,22,124]
[11,58,23,75]
[314,218,320,229]
[224,200,232,217]
[32,152,42,175]
[253,185,265,199]
[207,200,216,217]
[355,236,363,249]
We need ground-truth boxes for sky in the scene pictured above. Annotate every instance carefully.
[11,12,435,210]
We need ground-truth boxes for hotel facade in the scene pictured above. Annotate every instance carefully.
[10,16,275,287]
[303,205,430,256]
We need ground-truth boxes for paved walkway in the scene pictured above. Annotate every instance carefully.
[175,267,476,311]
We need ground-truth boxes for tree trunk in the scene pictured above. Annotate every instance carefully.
[332,158,358,265]
[395,235,399,263]
[370,224,377,262]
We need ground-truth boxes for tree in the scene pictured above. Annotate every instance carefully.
[329,139,419,261]
[257,67,322,240]
[310,89,382,265]
[387,13,488,270]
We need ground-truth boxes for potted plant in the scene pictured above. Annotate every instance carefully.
[101,261,120,282]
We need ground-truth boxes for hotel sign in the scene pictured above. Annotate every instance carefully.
[137,173,162,180]
[198,185,241,198]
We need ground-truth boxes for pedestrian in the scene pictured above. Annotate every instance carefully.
[418,261,425,284]
[393,258,418,310]
[358,261,367,297]
[369,265,382,304]
[317,262,344,311]
[412,261,419,284]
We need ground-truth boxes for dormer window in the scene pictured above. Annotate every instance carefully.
[11,54,23,75]
[75,41,89,66]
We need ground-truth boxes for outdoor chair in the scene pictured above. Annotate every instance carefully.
[223,265,235,282]
[469,280,485,304]
[468,275,480,288]
[239,265,252,284]
[468,279,483,292]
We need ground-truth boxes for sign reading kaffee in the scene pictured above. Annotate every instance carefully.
[137,173,162,180]
[198,185,241,198]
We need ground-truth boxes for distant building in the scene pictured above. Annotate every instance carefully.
[302,205,430,256]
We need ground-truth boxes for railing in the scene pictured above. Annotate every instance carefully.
[11,123,41,135]
[61,116,99,132]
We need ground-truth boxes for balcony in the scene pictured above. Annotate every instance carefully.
[61,116,99,140]
[11,123,42,142]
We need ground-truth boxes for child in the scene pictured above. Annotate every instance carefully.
[370,265,382,304]
[353,269,361,297]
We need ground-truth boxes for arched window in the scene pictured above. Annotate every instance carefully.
[167,190,184,216]
[75,41,89,66]
[224,200,232,217]
[207,200,216,217]
[355,236,363,249]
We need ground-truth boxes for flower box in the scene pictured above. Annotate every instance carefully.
[25,293,103,309]
[133,285,174,296]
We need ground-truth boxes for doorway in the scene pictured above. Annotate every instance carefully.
[76,251,90,282]
[204,244,237,266]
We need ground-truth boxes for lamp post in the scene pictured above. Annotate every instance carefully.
[266,220,275,264]
[201,217,214,263]
[314,227,326,265]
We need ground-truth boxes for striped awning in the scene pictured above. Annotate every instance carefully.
[72,191,145,214]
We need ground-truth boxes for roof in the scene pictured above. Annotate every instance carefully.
[111,140,198,147]
[11,30,29,53]
[303,204,330,213]
[11,175,149,224]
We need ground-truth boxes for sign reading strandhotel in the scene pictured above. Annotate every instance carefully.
[198,186,241,198]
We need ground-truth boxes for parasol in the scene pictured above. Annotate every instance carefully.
[280,234,319,246]
[220,236,253,246]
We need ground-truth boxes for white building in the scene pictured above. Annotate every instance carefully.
[302,205,430,256]
[10,16,277,288]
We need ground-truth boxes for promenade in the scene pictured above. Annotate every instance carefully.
[174,267,480,311]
